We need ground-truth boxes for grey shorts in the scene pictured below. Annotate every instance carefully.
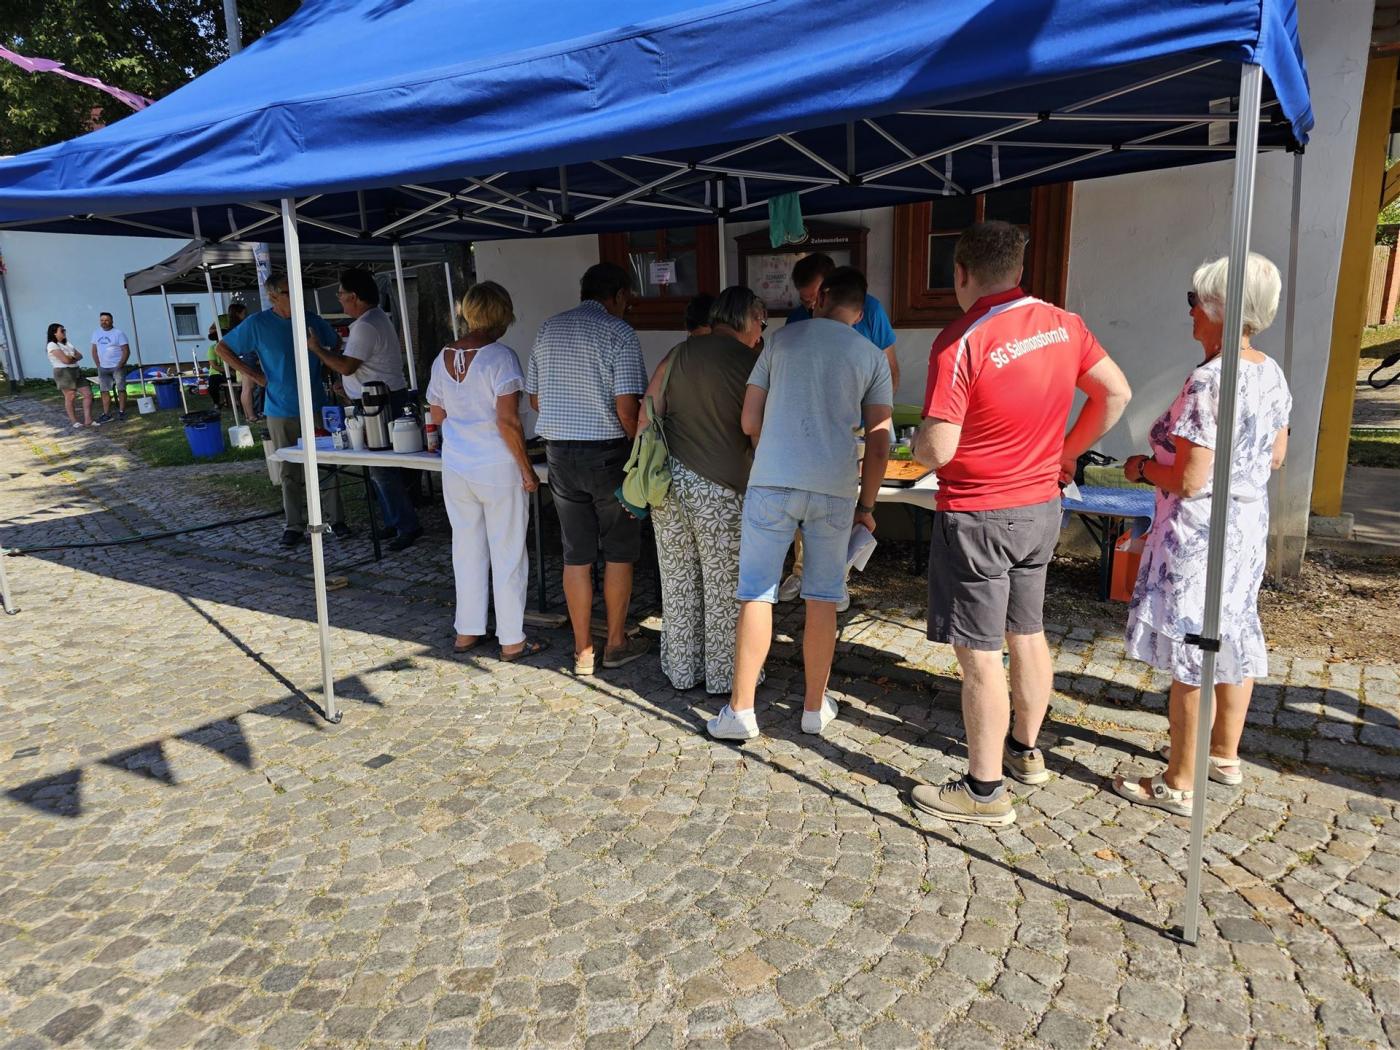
[53,367,85,391]
[546,439,640,566]
[97,366,126,392]
[927,497,1062,651]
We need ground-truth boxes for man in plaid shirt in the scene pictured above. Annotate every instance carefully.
[527,262,651,676]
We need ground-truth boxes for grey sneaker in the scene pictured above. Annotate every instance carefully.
[911,779,1015,826]
[1003,741,1050,785]
[602,635,650,669]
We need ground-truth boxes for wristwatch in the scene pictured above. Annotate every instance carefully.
[857,502,876,515]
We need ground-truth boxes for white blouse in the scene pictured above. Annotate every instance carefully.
[48,341,80,367]
[426,341,526,487]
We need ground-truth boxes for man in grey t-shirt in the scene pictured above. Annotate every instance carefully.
[708,267,893,742]
[307,268,422,550]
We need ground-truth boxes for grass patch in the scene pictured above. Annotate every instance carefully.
[204,470,282,509]
[1349,428,1400,470]
[1361,323,1400,363]
[8,379,266,468]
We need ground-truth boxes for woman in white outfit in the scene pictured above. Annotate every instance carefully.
[427,282,547,661]
[1113,253,1291,817]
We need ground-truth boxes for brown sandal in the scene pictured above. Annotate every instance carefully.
[452,636,482,655]
[499,638,549,663]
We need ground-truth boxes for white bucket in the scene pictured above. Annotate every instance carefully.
[228,423,254,449]
[136,396,156,415]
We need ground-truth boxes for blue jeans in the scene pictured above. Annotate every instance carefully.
[363,388,420,535]
[737,486,855,604]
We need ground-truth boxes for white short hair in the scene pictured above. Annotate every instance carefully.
[1191,252,1281,335]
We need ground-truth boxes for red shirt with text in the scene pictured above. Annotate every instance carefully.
[923,289,1106,511]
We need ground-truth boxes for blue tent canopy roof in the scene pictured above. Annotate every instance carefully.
[0,0,1312,243]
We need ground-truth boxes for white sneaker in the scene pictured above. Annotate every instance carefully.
[836,590,851,613]
[708,704,759,740]
[778,573,802,602]
[801,695,839,735]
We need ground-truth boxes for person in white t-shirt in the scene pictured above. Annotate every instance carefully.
[89,311,130,422]
[427,281,546,662]
[307,268,422,550]
[47,322,94,428]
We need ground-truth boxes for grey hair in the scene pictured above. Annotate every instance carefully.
[1191,252,1281,336]
[708,286,765,332]
[264,272,290,294]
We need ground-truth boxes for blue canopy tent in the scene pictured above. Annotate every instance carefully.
[0,0,1313,944]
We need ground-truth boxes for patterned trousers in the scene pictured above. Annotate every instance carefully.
[652,459,745,693]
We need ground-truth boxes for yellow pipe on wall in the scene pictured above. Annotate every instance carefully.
[1313,54,1398,517]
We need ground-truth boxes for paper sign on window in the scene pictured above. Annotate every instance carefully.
[649,260,677,285]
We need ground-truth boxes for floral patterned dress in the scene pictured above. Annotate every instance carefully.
[1125,353,1291,686]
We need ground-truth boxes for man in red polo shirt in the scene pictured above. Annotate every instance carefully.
[911,221,1131,826]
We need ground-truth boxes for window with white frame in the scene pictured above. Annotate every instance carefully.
[171,303,201,339]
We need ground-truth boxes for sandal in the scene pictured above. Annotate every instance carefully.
[452,636,482,655]
[1158,745,1243,786]
[1113,772,1193,816]
[499,638,549,663]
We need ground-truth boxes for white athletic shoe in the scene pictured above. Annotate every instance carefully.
[801,695,839,735]
[778,573,802,602]
[708,704,759,741]
[835,590,851,613]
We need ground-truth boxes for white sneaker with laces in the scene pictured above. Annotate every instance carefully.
[708,704,759,741]
[778,573,802,602]
[801,695,839,735]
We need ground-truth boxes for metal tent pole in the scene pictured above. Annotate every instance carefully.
[1273,151,1304,574]
[443,261,458,340]
[281,197,340,724]
[0,549,16,614]
[1180,62,1263,946]
[159,285,190,413]
[201,265,241,427]
[716,179,728,287]
[124,293,146,373]
[391,241,418,391]
[0,266,24,387]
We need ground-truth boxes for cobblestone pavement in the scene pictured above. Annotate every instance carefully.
[1,396,1398,1050]
[1354,359,1400,429]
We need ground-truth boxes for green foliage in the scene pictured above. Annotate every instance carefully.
[0,0,299,155]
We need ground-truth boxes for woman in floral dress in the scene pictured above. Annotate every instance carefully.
[1114,253,1292,817]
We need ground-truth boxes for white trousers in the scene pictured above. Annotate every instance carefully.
[442,470,529,645]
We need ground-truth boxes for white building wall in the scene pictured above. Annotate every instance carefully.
[475,0,1368,572]
[1,232,219,381]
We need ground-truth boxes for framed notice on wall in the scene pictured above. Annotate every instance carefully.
[736,223,868,316]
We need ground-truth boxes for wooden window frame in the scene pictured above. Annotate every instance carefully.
[891,183,1073,328]
[598,226,719,331]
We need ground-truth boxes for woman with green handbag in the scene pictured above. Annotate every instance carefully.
[637,287,766,693]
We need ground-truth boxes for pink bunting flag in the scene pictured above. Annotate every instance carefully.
[0,44,152,112]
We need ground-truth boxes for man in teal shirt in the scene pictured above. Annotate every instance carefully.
[786,252,899,389]
[780,253,901,606]
[215,273,348,548]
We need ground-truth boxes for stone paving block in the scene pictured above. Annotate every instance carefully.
[0,397,1397,1049]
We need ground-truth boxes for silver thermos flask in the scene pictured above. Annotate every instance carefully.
[361,381,393,451]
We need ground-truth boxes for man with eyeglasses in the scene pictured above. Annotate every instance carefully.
[777,252,900,606]
[306,267,423,551]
